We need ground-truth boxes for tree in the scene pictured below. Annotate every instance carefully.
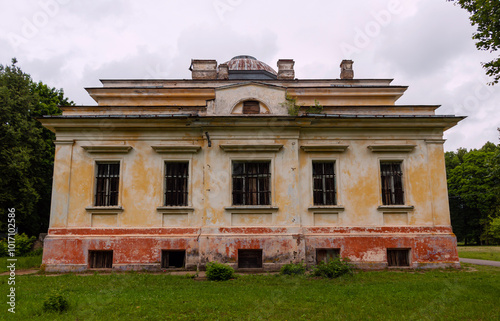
[446,142,500,244]
[449,0,500,85]
[0,59,74,236]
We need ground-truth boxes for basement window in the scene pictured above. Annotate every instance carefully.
[316,248,340,264]
[387,249,410,267]
[161,250,186,268]
[380,162,404,205]
[95,162,120,206]
[164,162,189,206]
[242,100,260,114]
[232,162,271,206]
[313,162,337,206]
[238,249,263,268]
[88,250,113,269]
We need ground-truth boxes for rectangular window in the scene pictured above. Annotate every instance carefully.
[89,250,113,268]
[313,162,336,205]
[380,162,404,205]
[387,249,410,267]
[161,250,186,268]
[316,248,340,264]
[238,249,263,268]
[95,162,120,206]
[165,162,189,206]
[232,162,271,205]
[243,100,260,114]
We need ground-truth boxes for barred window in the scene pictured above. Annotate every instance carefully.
[232,162,271,205]
[313,162,336,205]
[95,162,120,206]
[387,249,410,267]
[165,162,189,206]
[380,162,404,205]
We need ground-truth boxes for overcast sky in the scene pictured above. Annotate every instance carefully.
[1,0,499,151]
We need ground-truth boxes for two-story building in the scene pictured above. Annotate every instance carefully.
[40,55,463,271]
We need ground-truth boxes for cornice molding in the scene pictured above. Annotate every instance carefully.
[151,146,201,153]
[82,145,132,153]
[219,144,283,152]
[300,145,349,153]
[368,145,416,153]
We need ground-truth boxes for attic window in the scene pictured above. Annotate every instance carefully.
[243,100,260,114]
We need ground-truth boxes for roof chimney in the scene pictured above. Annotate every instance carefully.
[340,60,354,79]
[277,59,295,80]
[217,63,229,80]
[189,59,218,80]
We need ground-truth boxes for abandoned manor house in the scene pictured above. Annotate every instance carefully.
[40,55,464,271]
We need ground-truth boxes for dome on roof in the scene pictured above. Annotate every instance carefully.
[224,55,277,76]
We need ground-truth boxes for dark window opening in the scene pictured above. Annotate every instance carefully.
[238,249,263,268]
[95,163,120,206]
[165,162,189,206]
[316,248,340,264]
[89,250,113,268]
[161,250,186,268]
[313,162,336,205]
[232,162,271,205]
[242,100,260,114]
[381,162,404,205]
[387,249,410,267]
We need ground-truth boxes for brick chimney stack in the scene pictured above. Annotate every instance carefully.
[340,60,354,80]
[277,59,295,80]
[189,59,218,80]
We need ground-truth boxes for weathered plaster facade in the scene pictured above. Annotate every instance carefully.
[40,56,463,271]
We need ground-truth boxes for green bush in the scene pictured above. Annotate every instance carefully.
[311,258,353,279]
[43,291,69,313]
[280,262,306,276]
[205,262,234,281]
[0,233,37,257]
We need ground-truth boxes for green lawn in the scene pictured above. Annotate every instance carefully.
[1,265,499,320]
[458,246,500,261]
[0,255,42,273]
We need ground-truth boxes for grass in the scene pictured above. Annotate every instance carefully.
[1,265,499,320]
[457,246,500,261]
[0,254,42,273]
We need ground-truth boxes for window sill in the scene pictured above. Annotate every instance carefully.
[157,206,194,214]
[225,206,279,213]
[308,205,345,211]
[377,205,414,212]
[85,206,124,214]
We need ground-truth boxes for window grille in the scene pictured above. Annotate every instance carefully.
[380,162,404,205]
[232,162,271,205]
[313,162,336,205]
[95,163,120,206]
[165,162,189,206]
[387,249,410,267]
[238,249,263,268]
[89,250,113,268]
[316,249,340,264]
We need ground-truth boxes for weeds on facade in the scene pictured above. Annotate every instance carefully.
[306,100,323,114]
[310,258,354,279]
[206,262,234,281]
[281,95,302,116]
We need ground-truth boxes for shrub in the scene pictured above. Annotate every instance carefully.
[205,262,234,281]
[310,258,353,279]
[43,291,69,313]
[0,233,37,257]
[280,262,306,276]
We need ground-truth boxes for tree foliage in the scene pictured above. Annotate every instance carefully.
[0,59,73,236]
[446,141,500,244]
[449,0,500,84]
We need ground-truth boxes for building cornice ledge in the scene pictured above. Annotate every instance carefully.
[219,144,283,152]
[151,146,201,153]
[301,145,349,153]
[82,145,132,153]
[368,145,416,153]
